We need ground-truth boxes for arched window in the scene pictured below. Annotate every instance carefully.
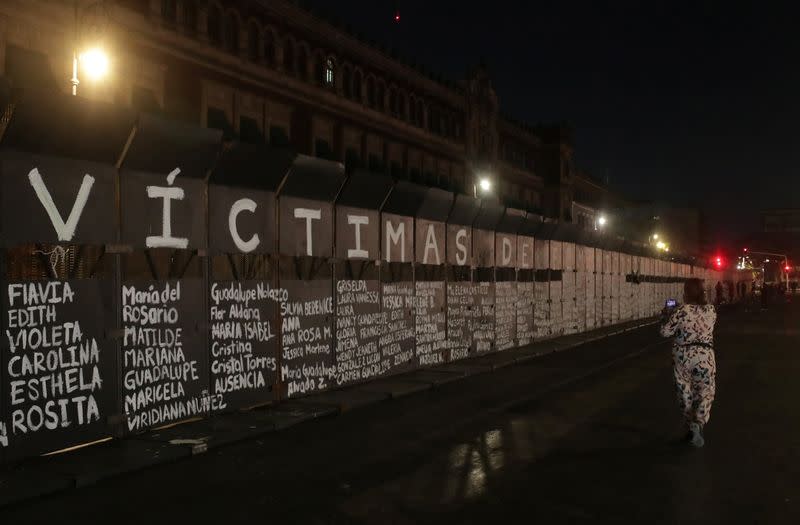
[314,56,325,86]
[207,4,222,47]
[376,82,385,111]
[325,58,335,87]
[366,77,375,107]
[247,23,259,61]
[389,89,397,116]
[343,66,352,98]
[162,0,177,24]
[353,69,362,100]
[223,12,239,53]
[264,30,275,67]
[183,1,197,35]
[283,39,295,75]
[296,45,308,80]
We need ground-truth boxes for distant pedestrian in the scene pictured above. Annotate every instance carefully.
[660,278,717,448]
[715,281,724,304]
[791,281,798,295]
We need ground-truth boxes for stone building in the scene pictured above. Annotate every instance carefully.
[0,0,621,222]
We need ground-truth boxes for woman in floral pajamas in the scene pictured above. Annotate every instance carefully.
[660,278,717,447]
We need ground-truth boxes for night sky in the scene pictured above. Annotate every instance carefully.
[303,0,800,246]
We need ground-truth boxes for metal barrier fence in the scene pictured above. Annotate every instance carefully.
[0,94,747,462]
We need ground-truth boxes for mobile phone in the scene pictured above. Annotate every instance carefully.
[666,299,677,308]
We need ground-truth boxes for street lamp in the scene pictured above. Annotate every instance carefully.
[594,214,607,231]
[473,175,493,197]
[80,47,109,80]
[70,1,111,96]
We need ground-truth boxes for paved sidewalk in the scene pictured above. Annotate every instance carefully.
[0,317,657,509]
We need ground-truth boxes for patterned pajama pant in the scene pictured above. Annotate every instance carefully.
[672,345,717,426]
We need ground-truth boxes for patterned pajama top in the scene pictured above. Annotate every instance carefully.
[659,304,716,347]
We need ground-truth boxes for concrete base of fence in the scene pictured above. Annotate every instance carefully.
[0,317,659,509]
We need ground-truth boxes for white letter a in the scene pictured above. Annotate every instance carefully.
[28,167,95,241]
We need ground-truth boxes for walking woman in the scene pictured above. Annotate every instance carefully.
[660,278,717,447]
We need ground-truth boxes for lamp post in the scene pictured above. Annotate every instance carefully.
[70,0,111,96]
[473,176,492,198]
[594,214,607,231]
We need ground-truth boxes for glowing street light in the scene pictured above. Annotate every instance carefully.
[479,178,491,192]
[70,2,111,96]
[656,241,666,250]
[80,47,109,81]
[597,215,607,226]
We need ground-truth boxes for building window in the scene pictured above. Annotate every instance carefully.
[345,148,361,171]
[376,83,385,111]
[240,116,264,144]
[325,58,334,86]
[343,66,352,98]
[366,77,375,107]
[223,12,239,53]
[353,70,362,100]
[409,98,416,125]
[207,107,236,139]
[389,89,398,117]
[315,138,335,160]
[390,161,405,180]
[283,40,295,75]
[247,23,259,61]
[270,125,289,147]
[417,104,424,128]
[161,0,177,24]
[368,154,385,173]
[207,4,222,47]
[296,46,308,80]
[264,31,275,66]
[183,1,197,35]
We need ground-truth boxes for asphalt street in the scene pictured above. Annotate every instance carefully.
[2,302,798,524]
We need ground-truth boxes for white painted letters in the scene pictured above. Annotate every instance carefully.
[294,208,321,256]
[423,224,441,265]
[146,168,189,249]
[455,229,468,266]
[385,220,406,262]
[28,168,95,242]
[502,237,513,266]
[229,198,260,253]
[347,215,369,259]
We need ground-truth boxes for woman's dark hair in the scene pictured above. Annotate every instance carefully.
[684,278,707,305]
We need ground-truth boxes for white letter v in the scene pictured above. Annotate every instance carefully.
[28,167,95,241]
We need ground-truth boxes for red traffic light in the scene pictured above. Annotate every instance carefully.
[786,265,791,272]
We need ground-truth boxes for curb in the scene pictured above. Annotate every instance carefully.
[0,317,660,509]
